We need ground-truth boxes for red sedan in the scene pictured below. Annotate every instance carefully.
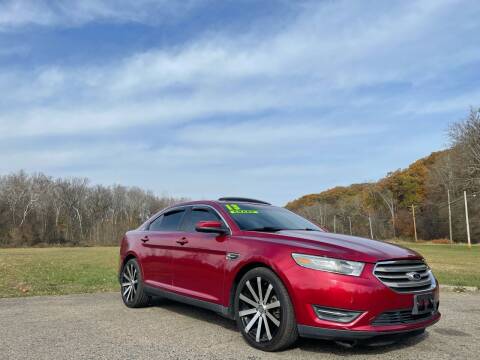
[119,197,440,351]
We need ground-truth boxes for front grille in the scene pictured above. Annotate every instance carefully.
[373,260,434,293]
[372,309,436,326]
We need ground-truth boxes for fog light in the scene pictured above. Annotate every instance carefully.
[313,306,363,323]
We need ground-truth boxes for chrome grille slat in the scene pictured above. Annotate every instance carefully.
[373,260,434,293]
[381,279,432,288]
[375,265,427,272]
[376,271,429,279]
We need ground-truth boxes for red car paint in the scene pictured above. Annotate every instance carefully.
[119,200,440,338]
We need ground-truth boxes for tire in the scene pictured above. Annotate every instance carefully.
[120,258,150,308]
[234,267,298,351]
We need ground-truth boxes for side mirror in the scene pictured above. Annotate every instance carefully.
[195,220,228,234]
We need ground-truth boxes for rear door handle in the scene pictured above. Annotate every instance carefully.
[176,237,188,245]
[141,236,149,243]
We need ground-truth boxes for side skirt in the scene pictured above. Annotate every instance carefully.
[144,285,234,320]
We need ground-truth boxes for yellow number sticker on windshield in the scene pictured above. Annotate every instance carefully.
[226,204,259,214]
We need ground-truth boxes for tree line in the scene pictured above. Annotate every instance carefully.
[0,173,186,247]
[287,108,480,244]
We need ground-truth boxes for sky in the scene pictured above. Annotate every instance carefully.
[0,0,479,205]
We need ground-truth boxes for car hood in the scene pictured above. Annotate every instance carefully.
[246,230,422,263]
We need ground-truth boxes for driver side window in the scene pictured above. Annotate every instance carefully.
[183,208,221,232]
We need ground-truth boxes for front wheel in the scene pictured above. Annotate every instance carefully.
[234,267,298,351]
[120,258,150,308]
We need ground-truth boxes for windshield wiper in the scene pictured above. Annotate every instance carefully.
[290,228,322,232]
[248,227,285,233]
[247,227,322,233]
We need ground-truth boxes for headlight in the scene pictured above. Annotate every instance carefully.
[292,253,365,276]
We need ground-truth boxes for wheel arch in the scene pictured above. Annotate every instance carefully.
[119,251,142,282]
[123,253,137,266]
[228,260,295,319]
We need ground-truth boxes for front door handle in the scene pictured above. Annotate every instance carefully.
[176,237,188,245]
[141,236,149,243]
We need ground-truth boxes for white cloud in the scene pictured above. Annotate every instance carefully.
[177,119,386,148]
[3,0,477,139]
[0,0,202,29]
[399,90,480,115]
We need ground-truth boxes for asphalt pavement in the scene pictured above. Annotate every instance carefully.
[0,290,478,359]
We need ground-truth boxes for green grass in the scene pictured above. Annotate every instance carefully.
[0,244,478,298]
[391,242,480,288]
[0,247,119,298]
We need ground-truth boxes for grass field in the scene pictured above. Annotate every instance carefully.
[0,247,119,298]
[0,244,478,298]
[394,242,480,289]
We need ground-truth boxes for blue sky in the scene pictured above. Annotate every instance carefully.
[0,0,479,205]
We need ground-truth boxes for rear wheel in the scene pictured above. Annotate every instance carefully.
[234,267,298,351]
[120,258,150,308]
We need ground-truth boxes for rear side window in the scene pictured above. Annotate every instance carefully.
[149,209,185,231]
[183,208,221,232]
[149,215,164,231]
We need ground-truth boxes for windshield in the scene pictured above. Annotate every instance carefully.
[223,203,323,232]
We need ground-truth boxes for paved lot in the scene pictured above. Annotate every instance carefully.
[0,290,479,360]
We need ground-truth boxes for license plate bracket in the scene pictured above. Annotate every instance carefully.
[413,293,435,315]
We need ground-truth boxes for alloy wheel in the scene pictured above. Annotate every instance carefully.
[238,276,282,343]
[121,262,138,303]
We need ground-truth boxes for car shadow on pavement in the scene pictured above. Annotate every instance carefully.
[151,297,238,332]
[150,297,430,354]
[298,331,430,355]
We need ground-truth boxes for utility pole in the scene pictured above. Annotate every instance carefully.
[411,205,418,242]
[348,217,352,235]
[323,204,327,227]
[368,215,373,239]
[333,215,337,233]
[464,191,471,248]
[447,189,453,244]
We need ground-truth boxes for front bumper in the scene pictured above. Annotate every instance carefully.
[283,262,441,337]
[297,325,433,347]
[298,313,440,341]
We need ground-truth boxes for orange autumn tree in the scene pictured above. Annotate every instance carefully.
[287,151,457,241]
